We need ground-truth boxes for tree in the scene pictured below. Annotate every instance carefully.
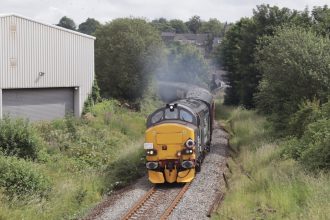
[151,18,175,32]
[200,18,224,36]
[169,19,189,33]
[216,18,259,107]
[57,16,76,30]
[78,18,101,35]
[95,18,164,101]
[311,5,330,36]
[186,15,202,34]
[255,26,330,132]
[216,4,312,108]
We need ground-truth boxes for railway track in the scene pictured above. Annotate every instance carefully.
[122,183,190,220]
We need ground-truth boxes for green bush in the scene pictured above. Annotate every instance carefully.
[0,156,51,199]
[283,99,330,170]
[281,137,302,160]
[288,99,321,138]
[300,119,330,170]
[0,117,42,160]
[283,119,330,170]
[83,79,102,114]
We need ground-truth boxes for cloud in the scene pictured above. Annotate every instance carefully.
[34,7,67,24]
[0,0,328,25]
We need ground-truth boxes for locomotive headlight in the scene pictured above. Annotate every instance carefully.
[144,143,153,150]
[185,139,195,149]
[146,149,157,155]
[182,149,193,154]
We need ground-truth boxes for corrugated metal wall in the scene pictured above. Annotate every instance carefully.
[2,88,74,121]
[0,15,95,117]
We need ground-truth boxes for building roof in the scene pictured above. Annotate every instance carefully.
[0,14,95,40]
[173,33,209,45]
[177,34,209,41]
[161,32,176,37]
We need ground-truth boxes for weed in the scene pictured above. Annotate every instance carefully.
[214,103,330,220]
[0,98,156,220]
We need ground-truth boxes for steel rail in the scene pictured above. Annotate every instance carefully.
[121,182,190,220]
[121,186,156,220]
[159,182,191,220]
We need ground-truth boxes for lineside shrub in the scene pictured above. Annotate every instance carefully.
[0,156,51,199]
[300,118,330,170]
[282,99,330,170]
[0,117,42,160]
[288,99,321,138]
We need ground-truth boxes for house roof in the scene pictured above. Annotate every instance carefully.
[174,34,209,44]
[0,14,95,40]
[161,32,176,37]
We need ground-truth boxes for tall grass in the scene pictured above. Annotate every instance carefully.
[214,103,330,220]
[0,99,154,220]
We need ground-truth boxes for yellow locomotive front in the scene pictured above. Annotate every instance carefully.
[145,103,202,183]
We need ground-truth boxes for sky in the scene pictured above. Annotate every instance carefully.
[0,0,329,25]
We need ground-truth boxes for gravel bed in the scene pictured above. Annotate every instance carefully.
[169,122,229,220]
[141,185,182,219]
[89,122,228,220]
[93,178,153,220]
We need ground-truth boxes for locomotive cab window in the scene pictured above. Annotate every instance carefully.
[165,108,178,119]
[151,111,164,124]
[180,110,193,123]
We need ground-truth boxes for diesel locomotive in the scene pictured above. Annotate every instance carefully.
[144,87,215,183]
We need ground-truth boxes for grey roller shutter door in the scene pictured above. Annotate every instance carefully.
[2,88,74,121]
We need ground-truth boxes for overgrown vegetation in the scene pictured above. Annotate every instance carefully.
[0,156,51,200]
[215,4,330,170]
[0,100,156,219]
[214,6,330,217]
[0,117,42,160]
[214,104,330,220]
[282,100,330,170]
[213,4,330,219]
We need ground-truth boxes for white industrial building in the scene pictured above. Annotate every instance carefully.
[0,14,95,121]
